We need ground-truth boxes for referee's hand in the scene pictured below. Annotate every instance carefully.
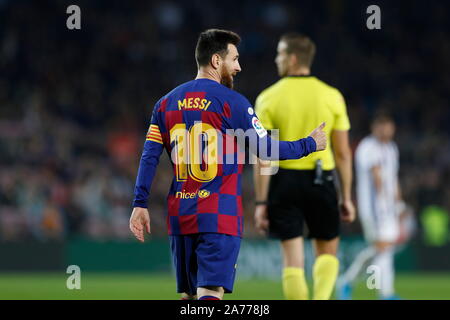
[130,207,151,242]
[309,122,327,151]
[254,204,269,235]
[340,200,356,223]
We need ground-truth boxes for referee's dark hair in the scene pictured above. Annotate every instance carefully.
[195,29,241,68]
[280,33,316,68]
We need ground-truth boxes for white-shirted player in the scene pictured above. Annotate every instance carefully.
[337,113,405,300]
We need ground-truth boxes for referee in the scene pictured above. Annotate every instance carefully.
[253,33,355,300]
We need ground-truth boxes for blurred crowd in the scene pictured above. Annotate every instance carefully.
[0,0,449,241]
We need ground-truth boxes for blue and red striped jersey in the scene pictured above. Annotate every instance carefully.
[133,78,317,237]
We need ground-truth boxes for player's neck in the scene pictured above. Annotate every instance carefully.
[287,66,310,76]
[373,134,390,144]
[196,69,221,84]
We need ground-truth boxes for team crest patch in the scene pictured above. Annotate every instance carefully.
[198,190,210,198]
[251,117,267,138]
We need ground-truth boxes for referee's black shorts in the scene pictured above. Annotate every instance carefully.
[267,168,340,241]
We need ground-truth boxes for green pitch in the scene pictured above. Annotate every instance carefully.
[1,272,449,300]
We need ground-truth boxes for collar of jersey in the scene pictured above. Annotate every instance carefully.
[284,75,314,78]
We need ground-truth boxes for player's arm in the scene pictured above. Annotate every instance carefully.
[370,164,394,225]
[331,129,355,223]
[230,96,326,160]
[130,139,163,242]
[130,107,164,242]
[253,122,326,160]
[371,165,383,194]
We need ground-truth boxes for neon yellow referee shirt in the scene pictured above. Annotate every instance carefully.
[255,76,350,170]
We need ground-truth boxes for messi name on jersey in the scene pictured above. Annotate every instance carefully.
[178,97,212,110]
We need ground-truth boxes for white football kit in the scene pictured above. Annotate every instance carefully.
[355,136,400,242]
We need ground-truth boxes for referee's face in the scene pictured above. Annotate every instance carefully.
[275,41,289,77]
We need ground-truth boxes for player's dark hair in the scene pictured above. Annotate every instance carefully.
[280,33,316,68]
[372,111,394,125]
[195,29,241,67]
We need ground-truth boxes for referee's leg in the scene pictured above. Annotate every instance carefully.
[306,169,341,300]
[312,237,340,300]
[281,237,309,300]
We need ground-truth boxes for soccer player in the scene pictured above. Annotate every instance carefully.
[253,33,355,300]
[337,113,403,300]
[129,29,327,300]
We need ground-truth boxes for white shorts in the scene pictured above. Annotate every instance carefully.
[358,200,399,243]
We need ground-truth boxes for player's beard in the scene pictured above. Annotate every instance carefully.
[220,67,234,89]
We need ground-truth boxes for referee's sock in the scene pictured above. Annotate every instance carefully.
[313,254,339,300]
[282,267,309,300]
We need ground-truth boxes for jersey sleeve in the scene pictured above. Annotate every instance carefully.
[132,101,164,208]
[227,93,316,160]
[357,141,382,170]
[329,89,351,131]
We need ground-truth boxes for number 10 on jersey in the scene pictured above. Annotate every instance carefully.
[170,122,218,182]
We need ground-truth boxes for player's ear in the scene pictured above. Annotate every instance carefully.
[211,53,221,70]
